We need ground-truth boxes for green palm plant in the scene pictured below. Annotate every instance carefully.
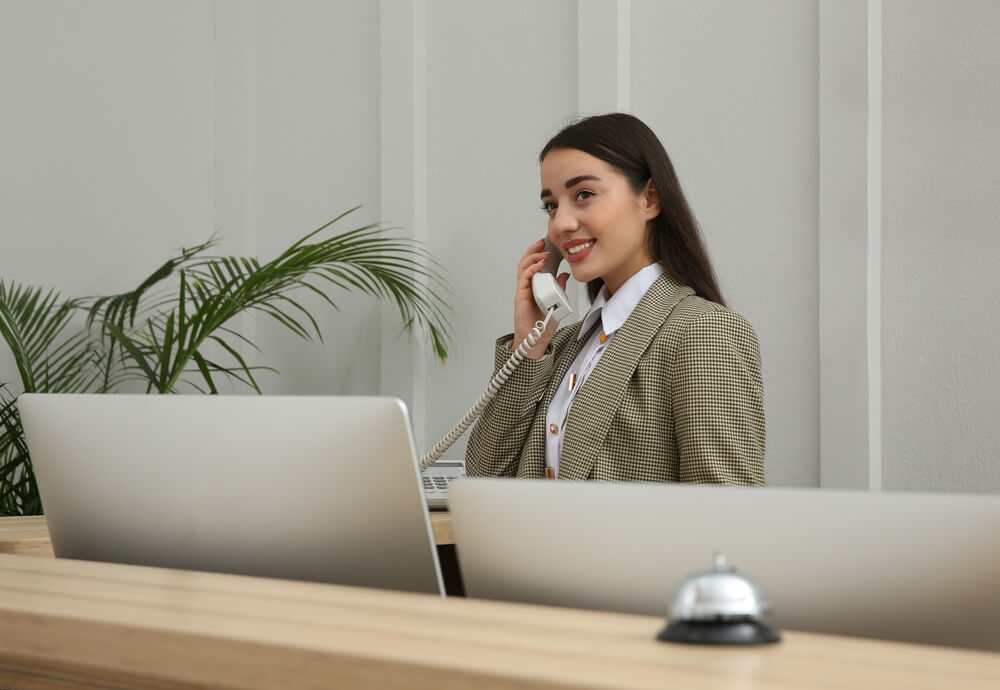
[0,208,451,515]
[0,284,107,515]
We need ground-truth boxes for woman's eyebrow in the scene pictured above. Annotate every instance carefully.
[539,174,602,199]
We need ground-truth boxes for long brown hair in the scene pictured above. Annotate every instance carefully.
[540,113,724,306]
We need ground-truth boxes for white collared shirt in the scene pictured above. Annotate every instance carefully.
[544,263,665,476]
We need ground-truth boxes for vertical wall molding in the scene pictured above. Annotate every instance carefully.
[866,0,883,490]
[577,0,631,114]
[817,0,881,488]
[616,0,631,111]
[379,0,429,448]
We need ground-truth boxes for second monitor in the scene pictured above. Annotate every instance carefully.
[449,479,1000,651]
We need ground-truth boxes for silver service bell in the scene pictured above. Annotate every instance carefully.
[657,553,781,645]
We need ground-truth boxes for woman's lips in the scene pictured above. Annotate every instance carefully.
[565,240,595,263]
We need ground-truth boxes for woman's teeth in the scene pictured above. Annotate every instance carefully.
[567,241,594,255]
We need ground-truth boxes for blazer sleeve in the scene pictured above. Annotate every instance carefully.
[671,308,766,485]
[465,335,553,477]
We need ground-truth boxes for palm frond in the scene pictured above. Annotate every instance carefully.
[0,384,41,515]
[86,237,218,333]
[93,210,452,392]
[0,281,101,394]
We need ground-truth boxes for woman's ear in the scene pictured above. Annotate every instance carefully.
[641,179,661,220]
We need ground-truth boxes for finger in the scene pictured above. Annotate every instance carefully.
[557,272,570,290]
[520,247,550,264]
[518,254,550,277]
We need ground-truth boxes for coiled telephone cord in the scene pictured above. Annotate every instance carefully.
[419,309,556,471]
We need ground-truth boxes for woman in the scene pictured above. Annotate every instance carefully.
[466,113,765,485]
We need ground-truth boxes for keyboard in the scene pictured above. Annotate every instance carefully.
[422,459,465,510]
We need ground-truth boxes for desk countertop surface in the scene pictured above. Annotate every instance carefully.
[1,550,1000,689]
[2,516,1000,689]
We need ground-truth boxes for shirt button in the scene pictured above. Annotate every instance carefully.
[549,423,559,435]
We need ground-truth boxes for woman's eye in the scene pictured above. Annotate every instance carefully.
[540,201,557,214]
[575,190,594,202]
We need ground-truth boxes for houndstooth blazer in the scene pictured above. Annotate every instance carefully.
[465,273,765,484]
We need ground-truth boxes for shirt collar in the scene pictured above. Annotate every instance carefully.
[577,263,665,340]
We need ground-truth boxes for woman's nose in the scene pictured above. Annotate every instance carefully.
[550,205,578,233]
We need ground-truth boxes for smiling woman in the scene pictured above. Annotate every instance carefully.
[465,113,765,486]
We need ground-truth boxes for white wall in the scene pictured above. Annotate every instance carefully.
[0,0,383,397]
[1,0,998,491]
[882,0,1000,491]
[631,0,820,485]
[0,1,216,296]
[248,0,384,395]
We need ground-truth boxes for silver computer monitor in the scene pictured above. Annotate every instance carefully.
[19,393,444,595]
[449,478,1000,650]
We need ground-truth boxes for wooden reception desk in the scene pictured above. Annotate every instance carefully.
[1,517,999,689]
[2,551,1000,689]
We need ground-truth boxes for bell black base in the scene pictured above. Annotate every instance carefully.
[657,619,781,645]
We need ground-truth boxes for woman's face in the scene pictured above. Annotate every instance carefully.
[539,148,659,294]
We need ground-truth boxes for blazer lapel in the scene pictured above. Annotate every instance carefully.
[558,274,694,480]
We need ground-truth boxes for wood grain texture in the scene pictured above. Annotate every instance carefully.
[0,552,998,689]
[429,511,453,544]
[0,517,54,557]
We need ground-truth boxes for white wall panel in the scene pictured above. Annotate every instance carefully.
[0,0,215,296]
[882,0,1000,491]
[816,0,883,490]
[250,0,382,395]
[631,0,821,485]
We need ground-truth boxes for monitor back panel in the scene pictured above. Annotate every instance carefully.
[449,479,1000,650]
[20,394,443,595]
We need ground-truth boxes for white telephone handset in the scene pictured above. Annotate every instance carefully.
[420,238,573,470]
[531,238,573,321]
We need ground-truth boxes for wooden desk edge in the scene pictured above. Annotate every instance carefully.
[0,516,54,557]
